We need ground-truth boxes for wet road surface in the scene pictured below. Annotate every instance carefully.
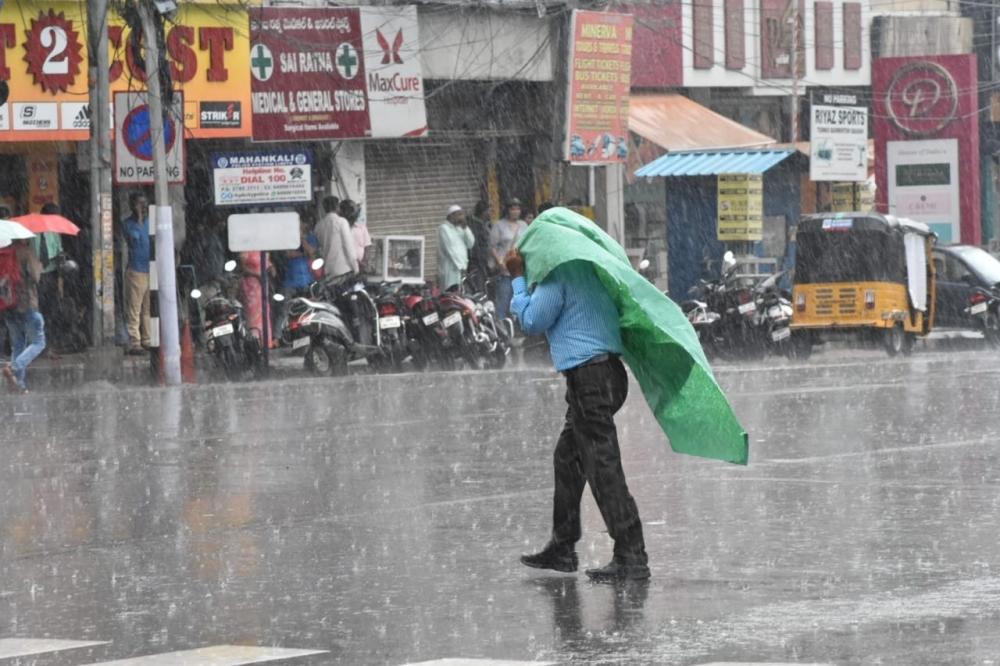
[2,350,1000,665]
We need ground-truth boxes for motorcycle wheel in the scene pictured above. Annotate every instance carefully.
[220,347,242,381]
[305,342,347,377]
[984,314,1000,349]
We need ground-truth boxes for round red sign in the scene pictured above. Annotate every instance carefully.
[885,61,959,136]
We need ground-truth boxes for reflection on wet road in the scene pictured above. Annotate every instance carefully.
[2,351,1000,664]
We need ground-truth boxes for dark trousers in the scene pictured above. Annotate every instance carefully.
[551,358,647,564]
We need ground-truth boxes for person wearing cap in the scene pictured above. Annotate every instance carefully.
[437,205,474,291]
[489,198,528,321]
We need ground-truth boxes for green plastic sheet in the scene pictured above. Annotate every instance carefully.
[517,207,749,465]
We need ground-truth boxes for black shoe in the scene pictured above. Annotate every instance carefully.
[520,543,578,573]
[585,558,650,581]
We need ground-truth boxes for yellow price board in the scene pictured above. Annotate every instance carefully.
[717,173,763,241]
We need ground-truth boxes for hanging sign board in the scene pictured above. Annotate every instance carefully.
[228,212,301,253]
[212,150,313,206]
[717,173,763,241]
[113,91,185,185]
[810,92,868,182]
[0,1,251,141]
[563,10,633,164]
[249,6,427,142]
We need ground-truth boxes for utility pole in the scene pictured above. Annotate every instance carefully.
[137,0,181,386]
[789,5,800,142]
[88,0,115,350]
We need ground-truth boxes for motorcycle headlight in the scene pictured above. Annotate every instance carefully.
[484,301,496,314]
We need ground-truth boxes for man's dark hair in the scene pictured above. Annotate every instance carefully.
[40,202,60,215]
[537,201,555,214]
[129,191,147,208]
[322,195,340,213]
[473,200,489,217]
[339,199,358,223]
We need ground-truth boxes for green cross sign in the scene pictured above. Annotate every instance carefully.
[337,44,358,79]
[251,44,273,82]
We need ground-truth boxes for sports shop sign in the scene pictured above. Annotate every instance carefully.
[249,6,428,142]
[0,1,250,142]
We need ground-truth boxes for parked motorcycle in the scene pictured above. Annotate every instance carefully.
[368,280,408,372]
[753,270,795,356]
[964,286,1000,347]
[191,260,262,381]
[401,284,453,371]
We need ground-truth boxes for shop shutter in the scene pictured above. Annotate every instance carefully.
[364,141,482,283]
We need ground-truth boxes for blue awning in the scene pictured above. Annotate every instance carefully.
[634,149,795,178]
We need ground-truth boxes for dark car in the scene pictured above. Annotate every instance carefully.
[932,245,1000,337]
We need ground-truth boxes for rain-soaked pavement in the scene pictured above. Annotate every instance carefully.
[3,350,1000,665]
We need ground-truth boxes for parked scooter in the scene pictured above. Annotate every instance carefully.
[191,260,262,380]
[753,270,795,356]
[964,286,1000,347]
[276,260,383,376]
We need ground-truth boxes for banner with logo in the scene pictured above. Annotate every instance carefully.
[26,152,59,212]
[0,1,250,142]
[873,55,980,244]
[249,6,426,142]
[717,174,763,241]
[212,150,313,206]
[564,10,633,164]
[810,92,868,182]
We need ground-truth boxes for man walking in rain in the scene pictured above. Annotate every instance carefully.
[507,246,650,581]
[437,205,474,291]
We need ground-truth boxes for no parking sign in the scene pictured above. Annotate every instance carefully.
[114,91,185,184]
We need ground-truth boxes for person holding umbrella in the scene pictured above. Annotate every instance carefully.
[0,219,44,393]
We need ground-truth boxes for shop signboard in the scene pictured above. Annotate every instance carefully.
[249,6,427,142]
[113,91,185,185]
[0,1,250,142]
[212,150,313,206]
[887,139,960,243]
[563,10,633,164]
[717,173,763,241]
[810,92,868,182]
[873,55,980,244]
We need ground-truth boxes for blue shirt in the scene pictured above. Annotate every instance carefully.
[123,216,151,273]
[284,233,319,290]
[511,261,623,372]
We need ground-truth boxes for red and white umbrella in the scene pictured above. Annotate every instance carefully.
[12,213,81,236]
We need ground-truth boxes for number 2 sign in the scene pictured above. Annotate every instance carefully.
[22,9,83,94]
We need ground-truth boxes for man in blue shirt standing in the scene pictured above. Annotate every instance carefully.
[122,192,151,355]
[507,248,649,581]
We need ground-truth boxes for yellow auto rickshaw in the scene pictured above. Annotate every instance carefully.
[791,212,936,357]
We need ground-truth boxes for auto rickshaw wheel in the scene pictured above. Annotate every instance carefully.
[884,324,912,357]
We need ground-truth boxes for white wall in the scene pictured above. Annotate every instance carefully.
[418,10,554,81]
[682,0,871,93]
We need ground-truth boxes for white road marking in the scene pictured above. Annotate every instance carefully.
[84,645,327,665]
[0,638,108,659]
[400,661,556,666]
[696,663,834,666]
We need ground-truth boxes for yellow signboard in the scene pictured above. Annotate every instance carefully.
[832,182,874,212]
[0,1,250,141]
[717,173,763,241]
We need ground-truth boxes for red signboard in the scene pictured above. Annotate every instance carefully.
[628,3,682,87]
[250,9,369,141]
[873,54,980,244]
[564,10,633,164]
[249,7,427,142]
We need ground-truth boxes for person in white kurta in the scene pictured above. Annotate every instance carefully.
[437,205,474,291]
